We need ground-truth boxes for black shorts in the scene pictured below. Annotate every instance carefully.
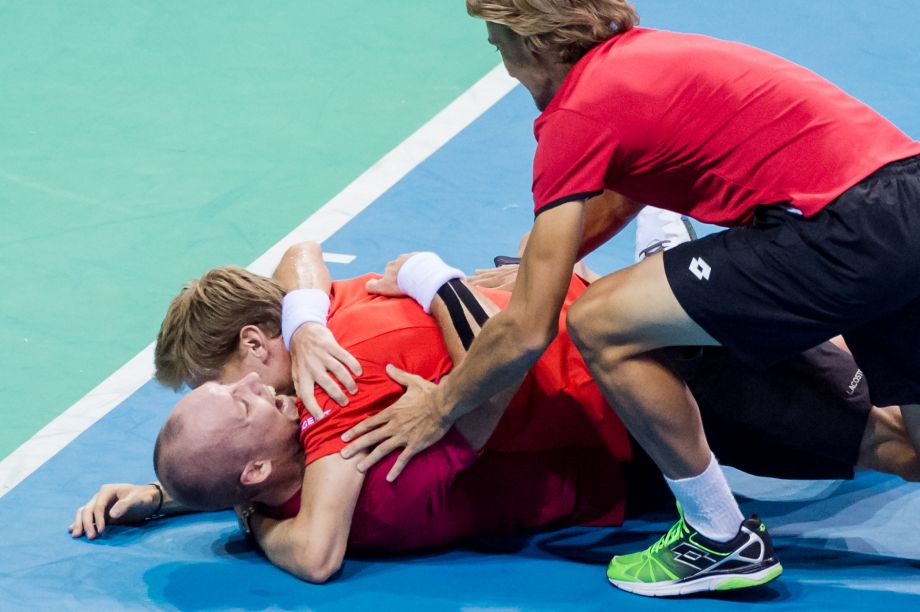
[625,342,871,515]
[663,155,920,406]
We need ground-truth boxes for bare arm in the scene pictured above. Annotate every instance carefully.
[578,190,644,260]
[342,201,586,479]
[272,242,362,417]
[69,481,194,539]
[249,452,366,583]
[434,202,584,421]
[428,282,522,450]
[272,241,333,294]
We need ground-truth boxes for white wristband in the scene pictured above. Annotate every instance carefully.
[281,289,331,349]
[397,252,464,313]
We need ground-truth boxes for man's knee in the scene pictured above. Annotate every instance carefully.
[567,285,618,354]
[566,293,597,350]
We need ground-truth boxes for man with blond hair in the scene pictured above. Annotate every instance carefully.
[334,0,920,596]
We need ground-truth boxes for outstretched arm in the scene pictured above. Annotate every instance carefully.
[272,242,362,419]
[69,481,193,539]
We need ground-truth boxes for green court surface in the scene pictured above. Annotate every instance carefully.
[0,1,497,458]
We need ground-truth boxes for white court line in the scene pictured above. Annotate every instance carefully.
[0,64,517,499]
[322,252,357,265]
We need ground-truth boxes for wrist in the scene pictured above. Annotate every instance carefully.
[432,383,459,427]
[397,252,464,313]
[146,482,165,520]
[282,289,331,349]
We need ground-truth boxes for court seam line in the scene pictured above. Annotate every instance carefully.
[0,64,517,498]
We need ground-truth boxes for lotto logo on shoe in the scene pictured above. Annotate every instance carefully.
[672,543,719,570]
[689,257,711,281]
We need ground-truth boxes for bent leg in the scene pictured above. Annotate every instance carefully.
[567,253,718,479]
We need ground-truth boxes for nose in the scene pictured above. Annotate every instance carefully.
[233,371,263,393]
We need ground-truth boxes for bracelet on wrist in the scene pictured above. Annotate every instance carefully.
[146,482,165,521]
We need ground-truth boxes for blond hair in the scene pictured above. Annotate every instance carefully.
[154,266,284,389]
[467,0,639,64]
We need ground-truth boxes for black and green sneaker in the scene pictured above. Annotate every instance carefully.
[607,504,782,597]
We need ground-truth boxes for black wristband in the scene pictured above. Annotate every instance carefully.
[147,482,165,519]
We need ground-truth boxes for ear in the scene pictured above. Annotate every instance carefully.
[237,325,269,363]
[240,458,273,486]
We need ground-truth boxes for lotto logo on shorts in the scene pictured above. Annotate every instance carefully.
[689,257,711,281]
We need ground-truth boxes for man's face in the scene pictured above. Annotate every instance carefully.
[487,21,558,111]
[184,372,301,452]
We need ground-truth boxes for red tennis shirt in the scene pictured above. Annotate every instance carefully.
[294,274,631,552]
[533,28,920,226]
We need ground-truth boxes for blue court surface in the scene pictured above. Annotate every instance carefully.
[2,2,920,610]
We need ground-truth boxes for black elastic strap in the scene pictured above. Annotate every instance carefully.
[437,282,475,350]
[448,279,490,328]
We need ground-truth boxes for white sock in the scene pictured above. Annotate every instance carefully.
[664,453,744,542]
[634,206,695,262]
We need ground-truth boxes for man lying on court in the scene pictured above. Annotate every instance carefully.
[70,234,918,583]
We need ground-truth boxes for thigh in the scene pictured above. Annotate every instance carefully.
[576,253,719,351]
[664,156,920,370]
[667,343,871,479]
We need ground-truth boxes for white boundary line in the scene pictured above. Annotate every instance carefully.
[0,64,517,498]
[322,252,357,265]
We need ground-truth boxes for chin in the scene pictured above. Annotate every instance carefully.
[532,88,555,112]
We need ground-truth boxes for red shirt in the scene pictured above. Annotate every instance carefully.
[295,274,631,552]
[533,28,920,226]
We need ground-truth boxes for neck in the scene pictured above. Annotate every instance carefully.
[254,447,305,507]
[535,62,574,111]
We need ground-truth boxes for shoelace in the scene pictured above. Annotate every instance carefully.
[650,517,690,555]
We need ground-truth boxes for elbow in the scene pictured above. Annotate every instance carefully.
[295,552,343,585]
[301,562,341,585]
[284,241,323,258]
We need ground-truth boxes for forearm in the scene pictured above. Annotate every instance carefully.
[251,514,345,584]
[436,308,550,422]
[272,242,332,294]
[437,203,583,425]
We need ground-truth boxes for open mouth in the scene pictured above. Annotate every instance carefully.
[273,394,298,420]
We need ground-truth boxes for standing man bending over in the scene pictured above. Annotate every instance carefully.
[336,0,920,596]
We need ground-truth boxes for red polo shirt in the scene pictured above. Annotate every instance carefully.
[533,28,920,226]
